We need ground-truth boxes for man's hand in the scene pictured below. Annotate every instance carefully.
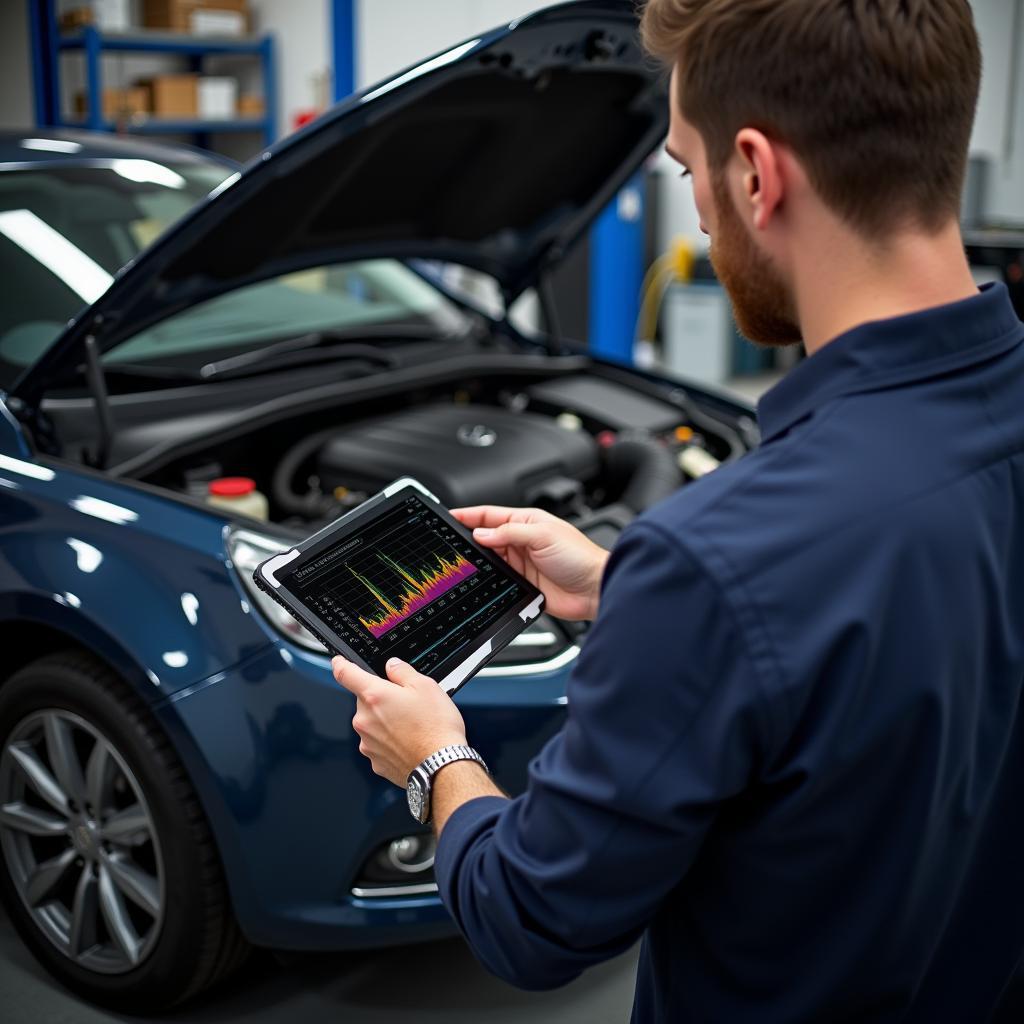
[452,506,610,621]
[332,656,468,787]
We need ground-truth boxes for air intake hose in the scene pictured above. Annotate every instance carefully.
[604,436,683,513]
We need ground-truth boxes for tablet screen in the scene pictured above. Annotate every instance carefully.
[274,491,532,678]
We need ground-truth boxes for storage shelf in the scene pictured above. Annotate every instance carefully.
[31,2,277,152]
[58,29,267,56]
[63,117,269,134]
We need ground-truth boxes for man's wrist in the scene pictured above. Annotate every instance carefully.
[406,736,469,779]
[430,759,504,837]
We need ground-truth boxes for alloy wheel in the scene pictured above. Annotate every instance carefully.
[0,709,165,974]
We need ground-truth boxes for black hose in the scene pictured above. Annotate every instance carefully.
[604,436,683,513]
[272,428,343,517]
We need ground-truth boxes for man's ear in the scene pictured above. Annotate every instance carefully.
[734,128,784,231]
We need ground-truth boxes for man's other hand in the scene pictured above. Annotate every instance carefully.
[332,656,468,787]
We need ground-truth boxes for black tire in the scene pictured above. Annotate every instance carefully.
[0,650,249,1011]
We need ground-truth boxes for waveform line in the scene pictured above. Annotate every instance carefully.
[348,548,477,638]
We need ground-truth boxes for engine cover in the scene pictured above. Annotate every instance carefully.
[316,403,599,508]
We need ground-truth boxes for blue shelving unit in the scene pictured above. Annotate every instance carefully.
[30,0,277,149]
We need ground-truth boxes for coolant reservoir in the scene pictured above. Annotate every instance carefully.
[207,477,269,521]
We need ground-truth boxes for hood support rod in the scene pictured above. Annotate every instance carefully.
[83,333,114,470]
[538,273,563,356]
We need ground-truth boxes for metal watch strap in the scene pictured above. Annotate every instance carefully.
[419,744,488,780]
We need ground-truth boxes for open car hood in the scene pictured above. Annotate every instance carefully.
[11,0,667,407]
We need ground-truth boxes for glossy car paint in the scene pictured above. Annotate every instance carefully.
[0,396,572,946]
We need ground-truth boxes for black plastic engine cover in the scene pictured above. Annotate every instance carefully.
[316,403,599,508]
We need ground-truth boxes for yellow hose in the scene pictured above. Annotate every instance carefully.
[635,237,697,342]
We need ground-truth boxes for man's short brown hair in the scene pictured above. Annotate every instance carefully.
[640,0,981,237]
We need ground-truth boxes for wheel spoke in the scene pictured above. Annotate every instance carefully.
[102,853,159,918]
[69,864,99,959]
[43,715,86,808]
[0,801,68,837]
[26,847,77,907]
[98,863,140,965]
[7,742,70,816]
[85,740,114,817]
[100,805,149,847]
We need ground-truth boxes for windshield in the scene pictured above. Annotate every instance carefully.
[102,259,469,374]
[0,157,470,390]
[0,157,231,388]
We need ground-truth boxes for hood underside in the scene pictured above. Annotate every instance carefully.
[12,0,667,406]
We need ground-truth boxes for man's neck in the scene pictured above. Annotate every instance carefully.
[793,219,979,356]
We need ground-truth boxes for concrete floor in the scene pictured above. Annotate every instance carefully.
[0,901,640,1024]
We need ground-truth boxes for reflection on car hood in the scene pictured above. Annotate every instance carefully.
[11,0,667,407]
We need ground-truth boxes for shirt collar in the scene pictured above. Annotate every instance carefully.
[757,283,1024,443]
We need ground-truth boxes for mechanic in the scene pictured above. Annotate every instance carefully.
[334,0,1024,1020]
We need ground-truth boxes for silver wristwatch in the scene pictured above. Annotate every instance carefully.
[406,744,488,824]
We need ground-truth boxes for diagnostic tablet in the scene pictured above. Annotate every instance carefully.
[252,478,545,693]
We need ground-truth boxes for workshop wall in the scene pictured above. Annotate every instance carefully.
[970,0,1024,225]
[249,0,330,133]
[0,3,34,129]
[357,1,552,88]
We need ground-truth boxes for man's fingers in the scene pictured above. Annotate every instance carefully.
[453,505,546,529]
[472,521,543,551]
[332,656,380,697]
[451,506,517,529]
[385,657,434,688]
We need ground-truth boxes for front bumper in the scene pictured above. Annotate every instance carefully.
[154,641,570,950]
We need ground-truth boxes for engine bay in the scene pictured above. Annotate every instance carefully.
[113,360,753,666]
[135,366,745,549]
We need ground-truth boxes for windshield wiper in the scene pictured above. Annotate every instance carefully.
[198,324,451,381]
[75,322,477,389]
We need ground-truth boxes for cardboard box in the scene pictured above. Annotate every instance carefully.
[237,93,265,117]
[60,8,94,31]
[61,0,131,32]
[197,77,238,119]
[143,0,249,34]
[140,74,198,117]
[74,86,150,120]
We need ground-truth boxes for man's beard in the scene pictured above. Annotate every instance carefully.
[708,173,803,348]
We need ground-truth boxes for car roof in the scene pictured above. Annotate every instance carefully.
[0,128,238,169]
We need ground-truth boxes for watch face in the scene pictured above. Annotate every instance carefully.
[407,773,426,823]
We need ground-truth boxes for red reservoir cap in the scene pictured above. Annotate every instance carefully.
[209,477,256,498]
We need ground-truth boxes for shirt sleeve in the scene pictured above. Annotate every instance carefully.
[434,520,774,990]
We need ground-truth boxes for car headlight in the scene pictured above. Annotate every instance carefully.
[226,527,328,655]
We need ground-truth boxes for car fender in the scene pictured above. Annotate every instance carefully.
[0,460,273,696]
[0,589,162,697]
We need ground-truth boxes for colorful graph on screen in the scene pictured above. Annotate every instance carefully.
[348,550,478,638]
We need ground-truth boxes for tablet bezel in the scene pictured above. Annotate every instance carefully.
[252,477,545,693]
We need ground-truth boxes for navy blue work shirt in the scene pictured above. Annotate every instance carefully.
[436,284,1024,1022]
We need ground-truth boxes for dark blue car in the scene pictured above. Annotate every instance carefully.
[0,1,755,1009]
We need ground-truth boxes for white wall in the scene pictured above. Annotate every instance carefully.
[250,0,331,135]
[0,2,34,129]
[241,0,556,133]
[357,1,558,89]
[970,0,1024,223]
